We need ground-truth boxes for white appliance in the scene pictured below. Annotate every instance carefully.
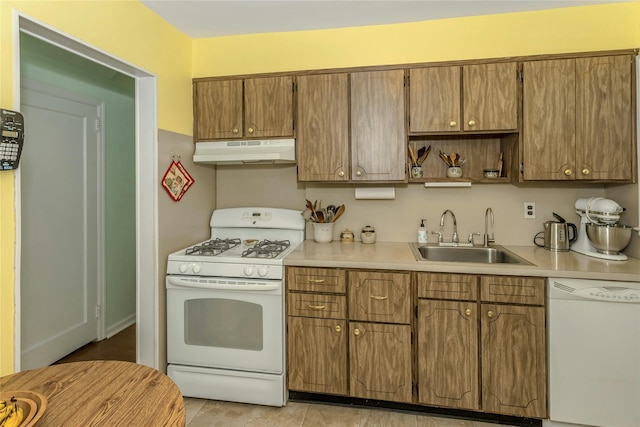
[572,197,628,260]
[166,207,304,407]
[545,278,640,427]
[193,138,296,165]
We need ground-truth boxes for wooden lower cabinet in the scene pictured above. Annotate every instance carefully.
[349,322,412,402]
[287,316,347,395]
[417,299,479,410]
[286,268,547,420]
[481,303,547,418]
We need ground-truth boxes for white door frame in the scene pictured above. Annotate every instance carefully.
[12,12,159,370]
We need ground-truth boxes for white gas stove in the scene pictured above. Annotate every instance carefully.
[166,207,304,407]
[167,207,304,279]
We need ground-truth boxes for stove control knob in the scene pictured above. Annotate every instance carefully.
[179,264,188,273]
[244,265,254,276]
[258,266,268,277]
[192,264,201,274]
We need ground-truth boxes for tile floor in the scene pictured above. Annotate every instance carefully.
[184,398,520,427]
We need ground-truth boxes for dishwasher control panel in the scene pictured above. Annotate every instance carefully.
[574,286,640,303]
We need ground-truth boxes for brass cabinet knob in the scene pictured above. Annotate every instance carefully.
[582,168,590,175]
[487,311,495,318]
[564,169,572,176]
[449,121,457,127]
[353,328,360,336]
[356,170,362,176]
[465,309,472,316]
[468,120,476,127]
[247,127,254,134]
[232,128,239,134]
[338,170,345,177]
[335,325,341,333]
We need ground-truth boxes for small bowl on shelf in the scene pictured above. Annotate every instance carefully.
[483,169,500,179]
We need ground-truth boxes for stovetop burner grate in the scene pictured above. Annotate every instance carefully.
[242,239,291,259]
[185,238,241,256]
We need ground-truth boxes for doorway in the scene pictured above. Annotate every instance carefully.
[14,15,159,370]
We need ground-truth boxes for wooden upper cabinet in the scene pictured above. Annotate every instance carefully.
[409,62,518,134]
[522,59,576,180]
[351,70,407,181]
[296,74,350,181]
[194,80,243,140]
[410,66,461,132]
[463,63,518,132]
[522,54,634,181]
[244,76,294,138]
[193,76,293,141]
[576,55,633,180]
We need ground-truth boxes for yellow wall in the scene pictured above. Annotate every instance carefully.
[193,2,640,77]
[2,1,640,375]
[0,0,192,375]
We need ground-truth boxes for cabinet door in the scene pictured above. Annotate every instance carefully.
[417,300,478,410]
[463,63,518,131]
[409,66,461,132]
[576,55,633,180]
[244,76,294,138]
[287,317,347,395]
[296,74,350,181]
[481,304,547,418]
[349,322,412,402]
[522,59,576,180]
[351,70,407,181]
[193,80,243,140]
[348,270,411,324]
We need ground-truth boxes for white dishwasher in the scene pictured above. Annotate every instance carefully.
[545,278,640,427]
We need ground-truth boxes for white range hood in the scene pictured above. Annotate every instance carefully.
[193,139,296,165]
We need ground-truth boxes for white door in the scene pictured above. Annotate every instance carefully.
[20,83,102,369]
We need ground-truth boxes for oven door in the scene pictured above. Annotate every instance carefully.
[166,275,283,374]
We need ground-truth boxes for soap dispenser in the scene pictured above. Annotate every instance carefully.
[417,219,428,244]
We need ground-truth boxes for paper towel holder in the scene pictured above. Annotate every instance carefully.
[354,186,396,200]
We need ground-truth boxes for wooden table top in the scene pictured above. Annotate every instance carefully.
[0,360,185,426]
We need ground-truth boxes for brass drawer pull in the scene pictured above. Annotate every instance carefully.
[308,278,325,283]
[307,304,326,310]
[369,295,388,300]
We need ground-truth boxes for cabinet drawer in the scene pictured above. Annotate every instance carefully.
[417,273,479,300]
[480,276,545,305]
[348,271,411,324]
[287,267,346,293]
[287,293,346,319]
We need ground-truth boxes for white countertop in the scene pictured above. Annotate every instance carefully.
[285,241,640,282]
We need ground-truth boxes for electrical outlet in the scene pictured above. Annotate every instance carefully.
[524,202,536,218]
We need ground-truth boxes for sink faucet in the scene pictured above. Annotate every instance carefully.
[439,209,458,244]
[484,207,495,247]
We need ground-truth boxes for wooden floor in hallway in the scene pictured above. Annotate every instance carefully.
[53,323,136,365]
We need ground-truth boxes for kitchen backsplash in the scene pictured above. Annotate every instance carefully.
[215,165,639,257]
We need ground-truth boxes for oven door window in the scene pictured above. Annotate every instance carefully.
[184,298,263,351]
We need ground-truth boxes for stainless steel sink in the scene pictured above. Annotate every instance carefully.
[409,243,531,265]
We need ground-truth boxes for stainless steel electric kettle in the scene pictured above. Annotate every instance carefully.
[534,213,577,251]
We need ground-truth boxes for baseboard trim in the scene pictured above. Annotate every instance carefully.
[106,315,135,338]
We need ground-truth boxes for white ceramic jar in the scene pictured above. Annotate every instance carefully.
[360,226,376,244]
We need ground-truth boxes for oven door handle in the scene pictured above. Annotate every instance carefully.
[167,276,281,291]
